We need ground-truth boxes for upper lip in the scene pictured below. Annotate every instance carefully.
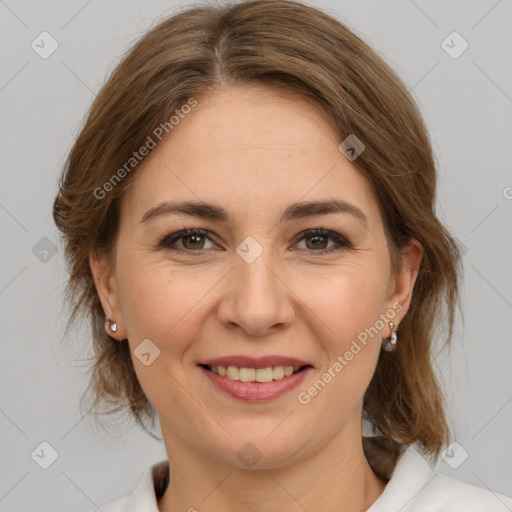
[197,355,314,369]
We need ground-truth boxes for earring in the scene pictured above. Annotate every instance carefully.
[382,321,397,352]
[107,318,117,333]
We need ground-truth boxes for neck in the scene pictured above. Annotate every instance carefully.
[157,421,388,512]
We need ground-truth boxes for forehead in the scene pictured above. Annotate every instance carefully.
[121,85,381,230]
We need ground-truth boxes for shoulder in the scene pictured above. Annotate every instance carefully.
[368,442,512,512]
[430,471,512,510]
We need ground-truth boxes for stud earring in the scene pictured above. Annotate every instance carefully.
[107,318,118,333]
[382,321,397,352]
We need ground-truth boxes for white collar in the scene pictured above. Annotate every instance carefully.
[366,442,437,510]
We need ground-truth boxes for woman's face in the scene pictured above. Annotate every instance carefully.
[91,84,421,469]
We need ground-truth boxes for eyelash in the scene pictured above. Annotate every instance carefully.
[158,228,352,256]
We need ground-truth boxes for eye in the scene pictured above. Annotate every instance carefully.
[158,228,352,255]
[159,229,215,253]
[294,228,352,255]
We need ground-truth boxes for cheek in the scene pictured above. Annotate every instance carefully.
[297,261,389,347]
[117,256,218,349]
[299,272,386,409]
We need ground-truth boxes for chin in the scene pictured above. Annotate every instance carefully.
[212,428,309,470]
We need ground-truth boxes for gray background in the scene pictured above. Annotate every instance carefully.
[1,0,511,510]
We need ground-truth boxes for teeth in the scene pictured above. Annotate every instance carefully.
[208,364,302,382]
[239,367,255,382]
[256,367,273,382]
[226,365,240,380]
[273,365,284,380]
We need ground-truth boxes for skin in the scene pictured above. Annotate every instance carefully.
[90,84,423,512]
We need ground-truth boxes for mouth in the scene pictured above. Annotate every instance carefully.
[198,363,313,383]
[197,357,314,402]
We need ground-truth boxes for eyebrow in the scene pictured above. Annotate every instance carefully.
[140,198,368,225]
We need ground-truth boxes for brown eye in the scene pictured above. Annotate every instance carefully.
[181,232,206,250]
[160,229,214,252]
[304,233,329,250]
[295,229,352,255]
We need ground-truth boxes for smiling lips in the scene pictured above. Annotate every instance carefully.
[208,364,299,383]
[197,355,314,401]
[197,355,312,382]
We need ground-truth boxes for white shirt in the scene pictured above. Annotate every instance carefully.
[90,443,512,511]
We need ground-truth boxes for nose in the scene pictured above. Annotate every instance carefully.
[216,248,296,337]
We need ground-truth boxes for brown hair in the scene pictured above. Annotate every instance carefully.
[53,0,462,465]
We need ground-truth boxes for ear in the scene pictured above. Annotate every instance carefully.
[89,249,128,340]
[383,237,423,337]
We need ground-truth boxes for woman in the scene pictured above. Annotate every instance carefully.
[53,1,512,510]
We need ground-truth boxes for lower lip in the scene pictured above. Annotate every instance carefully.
[198,365,313,402]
